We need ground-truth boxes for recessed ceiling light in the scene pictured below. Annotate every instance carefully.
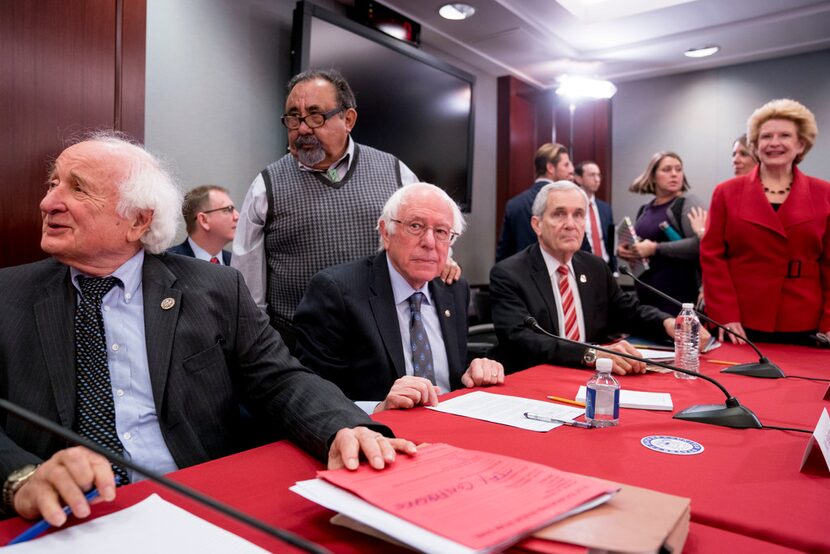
[684,45,720,58]
[438,3,476,21]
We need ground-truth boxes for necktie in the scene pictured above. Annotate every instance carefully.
[209,256,219,264]
[588,202,604,258]
[557,266,580,341]
[74,276,130,485]
[408,292,436,384]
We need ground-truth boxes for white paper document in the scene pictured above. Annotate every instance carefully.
[636,348,675,360]
[4,494,268,553]
[576,386,673,411]
[427,391,585,431]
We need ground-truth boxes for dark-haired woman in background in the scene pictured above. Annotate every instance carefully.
[618,152,705,315]
[702,99,830,345]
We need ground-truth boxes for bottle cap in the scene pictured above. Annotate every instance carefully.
[596,358,613,373]
[681,303,694,309]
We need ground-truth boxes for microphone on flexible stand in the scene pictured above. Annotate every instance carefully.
[522,316,762,429]
[0,398,329,554]
[617,264,785,379]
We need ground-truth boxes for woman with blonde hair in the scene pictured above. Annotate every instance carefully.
[701,99,830,345]
[619,151,705,315]
[731,134,758,177]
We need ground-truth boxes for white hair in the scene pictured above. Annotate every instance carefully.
[84,132,183,253]
[531,180,589,218]
[376,182,466,249]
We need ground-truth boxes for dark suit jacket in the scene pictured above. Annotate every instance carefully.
[495,179,550,262]
[167,239,231,265]
[489,245,670,371]
[579,197,616,269]
[293,252,470,401]
[0,254,387,483]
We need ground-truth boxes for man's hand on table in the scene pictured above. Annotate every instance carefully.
[327,426,417,471]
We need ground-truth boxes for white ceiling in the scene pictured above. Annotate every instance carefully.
[357,0,830,88]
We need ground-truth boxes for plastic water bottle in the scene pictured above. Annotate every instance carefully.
[674,303,700,380]
[585,358,619,427]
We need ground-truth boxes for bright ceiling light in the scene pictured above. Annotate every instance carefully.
[684,45,720,58]
[438,3,476,21]
[555,76,617,100]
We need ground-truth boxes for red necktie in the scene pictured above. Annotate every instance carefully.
[588,202,604,258]
[557,266,580,341]
[210,257,219,264]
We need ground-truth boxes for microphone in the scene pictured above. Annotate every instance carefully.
[522,316,762,429]
[0,398,329,554]
[618,263,785,379]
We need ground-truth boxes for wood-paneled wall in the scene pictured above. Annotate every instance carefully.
[0,0,146,268]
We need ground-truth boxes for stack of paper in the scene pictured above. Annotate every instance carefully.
[576,387,673,411]
[292,443,617,554]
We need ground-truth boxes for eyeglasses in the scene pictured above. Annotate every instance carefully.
[280,107,344,130]
[201,205,236,216]
[391,219,459,244]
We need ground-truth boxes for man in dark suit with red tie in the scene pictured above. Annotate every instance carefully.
[574,161,615,270]
[167,185,236,265]
[490,181,683,375]
[294,183,504,413]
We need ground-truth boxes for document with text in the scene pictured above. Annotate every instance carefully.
[427,391,585,431]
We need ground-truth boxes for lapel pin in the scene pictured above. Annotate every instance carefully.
[444,309,451,318]
[579,274,587,284]
[161,297,176,310]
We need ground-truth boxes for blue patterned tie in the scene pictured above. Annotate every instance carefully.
[408,292,436,384]
[74,276,130,485]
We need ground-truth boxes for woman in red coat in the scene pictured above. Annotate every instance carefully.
[701,99,830,345]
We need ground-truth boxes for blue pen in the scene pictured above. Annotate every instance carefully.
[8,487,102,545]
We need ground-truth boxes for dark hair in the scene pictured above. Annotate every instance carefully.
[574,160,598,177]
[287,68,357,110]
[533,143,569,178]
[182,185,229,234]
[629,151,690,195]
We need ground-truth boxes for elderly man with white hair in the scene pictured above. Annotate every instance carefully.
[294,182,504,414]
[0,133,415,527]
[490,181,682,375]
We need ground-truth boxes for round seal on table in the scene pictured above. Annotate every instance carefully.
[641,435,704,455]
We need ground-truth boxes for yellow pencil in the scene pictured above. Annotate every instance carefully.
[707,359,740,366]
[546,395,586,408]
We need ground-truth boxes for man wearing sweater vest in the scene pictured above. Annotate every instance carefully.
[233,69,460,349]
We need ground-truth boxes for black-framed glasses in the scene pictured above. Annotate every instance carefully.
[391,219,459,244]
[280,107,344,130]
[201,205,236,216]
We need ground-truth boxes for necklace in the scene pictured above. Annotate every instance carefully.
[763,185,790,195]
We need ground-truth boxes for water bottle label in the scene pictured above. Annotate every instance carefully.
[612,388,620,418]
[586,387,596,419]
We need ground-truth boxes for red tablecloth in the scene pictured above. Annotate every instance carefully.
[0,343,826,553]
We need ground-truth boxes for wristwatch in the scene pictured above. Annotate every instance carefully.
[2,464,38,514]
[582,347,598,368]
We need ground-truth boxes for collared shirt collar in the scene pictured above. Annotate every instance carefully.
[70,249,144,298]
[297,135,354,176]
[386,254,432,307]
[538,246,574,279]
[187,236,223,262]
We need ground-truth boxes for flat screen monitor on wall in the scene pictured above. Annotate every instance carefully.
[291,1,475,211]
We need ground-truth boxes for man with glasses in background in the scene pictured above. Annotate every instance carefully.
[168,185,238,265]
[293,183,504,414]
[233,69,461,350]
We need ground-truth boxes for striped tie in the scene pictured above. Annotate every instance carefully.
[557,265,580,341]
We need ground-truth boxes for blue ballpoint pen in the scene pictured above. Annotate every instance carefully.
[8,487,102,545]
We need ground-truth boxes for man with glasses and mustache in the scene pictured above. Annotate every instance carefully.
[233,69,461,350]
[168,185,238,265]
[293,183,504,414]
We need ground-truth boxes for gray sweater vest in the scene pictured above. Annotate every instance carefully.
[262,143,403,326]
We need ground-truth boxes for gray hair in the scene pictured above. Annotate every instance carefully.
[81,131,183,253]
[377,183,466,249]
[531,181,589,218]
[287,68,357,110]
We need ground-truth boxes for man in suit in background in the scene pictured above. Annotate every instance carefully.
[490,181,684,375]
[496,143,573,262]
[167,185,236,265]
[294,183,503,414]
[574,161,615,269]
[0,133,415,527]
